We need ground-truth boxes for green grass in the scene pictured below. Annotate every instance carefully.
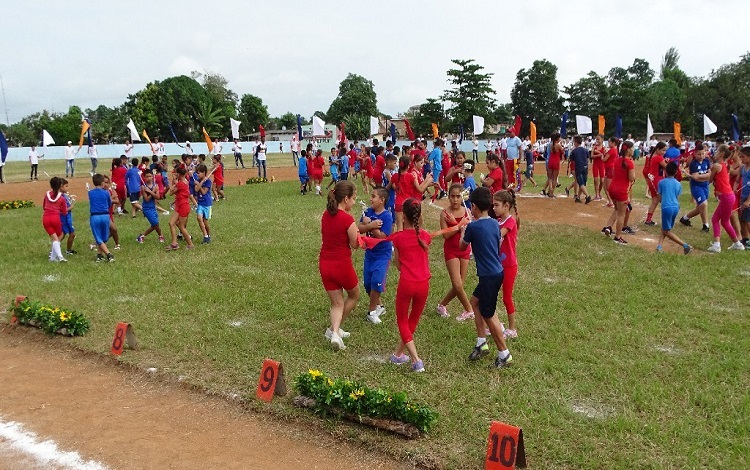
[1,173,749,469]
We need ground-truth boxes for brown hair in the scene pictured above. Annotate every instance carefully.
[327,180,356,215]
[493,189,520,227]
[403,198,427,251]
[715,144,730,161]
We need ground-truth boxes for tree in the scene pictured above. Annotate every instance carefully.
[563,71,608,127]
[277,112,298,130]
[342,114,370,140]
[407,98,445,137]
[660,47,680,80]
[605,58,655,137]
[238,94,269,134]
[647,79,687,134]
[195,100,224,135]
[491,104,514,125]
[191,70,238,137]
[325,74,378,126]
[511,59,564,136]
[442,59,497,130]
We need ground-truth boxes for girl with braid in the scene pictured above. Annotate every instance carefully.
[390,198,432,373]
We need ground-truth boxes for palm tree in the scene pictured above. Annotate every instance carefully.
[195,100,223,134]
[660,47,680,80]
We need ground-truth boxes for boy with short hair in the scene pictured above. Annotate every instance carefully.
[463,160,477,210]
[89,174,115,263]
[298,149,309,195]
[136,170,164,244]
[383,154,398,216]
[125,158,142,217]
[569,135,592,204]
[460,187,513,369]
[738,147,750,247]
[60,179,77,255]
[326,147,340,189]
[358,187,393,324]
[657,162,691,254]
[194,164,213,244]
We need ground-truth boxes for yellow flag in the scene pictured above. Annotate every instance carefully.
[674,122,682,145]
[77,120,90,150]
[598,115,605,135]
[530,122,537,144]
[142,130,155,153]
[202,127,214,153]
[431,123,439,139]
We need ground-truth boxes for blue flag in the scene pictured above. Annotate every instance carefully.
[296,115,303,141]
[560,112,569,138]
[168,123,185,148]
[732,114,741,142]
[615,115,623,139]
[0,131,8,164]
[390,122,396,143]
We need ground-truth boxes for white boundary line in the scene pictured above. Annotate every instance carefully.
[0,417,108,470]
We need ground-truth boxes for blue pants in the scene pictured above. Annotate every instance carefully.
[66,160,75,176]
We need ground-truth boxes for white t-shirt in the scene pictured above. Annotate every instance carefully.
[213,142,223,155]
[256,143,267,161]
[232,143,243,154]
[64,146,76,161]
[29,149,39,164]
[500,138,508,150]
[472,138,478,150]
[185,144,194,156]
[88,145,98,159]
[124,143,133,158]
[154,142,165,156]
[291,139,299,152]
[485,140,494,150]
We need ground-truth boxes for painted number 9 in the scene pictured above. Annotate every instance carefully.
[259,365,275,392]
[488,433,516,467]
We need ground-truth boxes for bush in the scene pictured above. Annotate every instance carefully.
[246,177,268,184]
[11,299,91,336]
[0,200,34,210]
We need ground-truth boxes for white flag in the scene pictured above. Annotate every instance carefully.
[312,116,326,136]
[647,114,654,140]
[127,119,141,142]
[703,114,718,135]
[575,115,593,135]
[42,129,55,147]
[230,118,241,139]
[370,116,379,136]
[472,115,485,135]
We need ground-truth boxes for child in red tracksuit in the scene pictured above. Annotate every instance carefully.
[390,198,431,373]
[42,176,68,262]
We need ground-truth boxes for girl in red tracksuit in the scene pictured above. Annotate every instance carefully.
[42,177,68,262]
[390,198,431,373]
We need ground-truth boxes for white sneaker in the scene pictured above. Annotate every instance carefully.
[436,304,449,318]
[330,332,346,351]
[375,305,386,317]
[729,241,746,251]
[366,312,382,324]
[707,243,721,253]
[324,327,350,340]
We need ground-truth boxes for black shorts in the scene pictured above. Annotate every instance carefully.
[472,273,504,319]
[128,192,140,203]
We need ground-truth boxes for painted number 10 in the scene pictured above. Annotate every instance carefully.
[488,433,516,467]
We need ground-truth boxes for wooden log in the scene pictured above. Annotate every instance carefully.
[292,395,421,439]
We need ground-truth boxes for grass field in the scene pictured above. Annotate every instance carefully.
[1,158,749,468]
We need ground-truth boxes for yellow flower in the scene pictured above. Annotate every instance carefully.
[60,312,70,322]
[308,369,322,378]
[354,389,365,397]
[349,392,358,400]
[327,378,334,387]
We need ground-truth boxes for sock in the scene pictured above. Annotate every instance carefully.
[680,215,688,221]
[712,241,720,247]
[369,309,377,316]
[646,212,653,221]
[52,241,63,259]
[498,349,510,360]
[315,185,321,193]
[476,337,486,348]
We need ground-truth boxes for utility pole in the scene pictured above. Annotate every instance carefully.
[0,72,9,126]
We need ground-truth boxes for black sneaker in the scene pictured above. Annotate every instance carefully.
[701,225,710,232]
[468,342,490,361]
[613,236,628,245]
[622,226,635,235]
[644,220,656,226]
[684,244,692,255]
[65,250,78,255]
[95,254,104,263]
[492,353,513,369]
[585,196,592,204]
[679,217,692,227]
[106,253,115,263]
[601,226,612,237]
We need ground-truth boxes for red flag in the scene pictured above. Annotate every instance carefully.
[404,119,415,141]
[259,124,266,138]
[513,115,522,135]
[339,122,346,143]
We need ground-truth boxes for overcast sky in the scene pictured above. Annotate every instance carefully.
[2,0,748,125]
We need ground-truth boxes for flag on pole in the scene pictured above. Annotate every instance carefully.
[703,114,718,136]
[77,119,91,151]
[459,124,465,144]
[404,119,415,140]
[598,115,605,135]
[472,115,485,136]
[296,115,303,141]
[390,122,397,143]
[312,116,326,136]
[615,115,622,139]
[732,114,741,142]
[142,129,156,153]
[42,129,55,147]
[0,131,8,164]
[259,124,266,138]
[431,123,439,139]
[512,115,522,135]
[168,123,184,148]
[127,119,141,142]
[369,116,379,136]
[674,122,682,145]
[575,115,593,135]
[646,114,654,140]
[530,122,537,144]
[202,127,214,153]
[560,112,569,137]
[230,118,241,140]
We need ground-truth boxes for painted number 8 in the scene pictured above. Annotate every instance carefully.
[259,365,275,392]
[112,327,124,351]
[488,433,516,466]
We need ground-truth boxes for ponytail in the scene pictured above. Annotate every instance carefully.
[621,141,634,170]
[493,189,520,228]
[326,189,338,215]
[650,141,667,157]
[403,198,427,251]
[327,180,356,216]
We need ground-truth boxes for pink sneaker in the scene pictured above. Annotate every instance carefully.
[456,311,475,322]
[436,304,449,318]
[503,329,518,339]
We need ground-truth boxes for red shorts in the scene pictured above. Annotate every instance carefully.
[592,159,605,178]
[311,170,323,181]
[319,260,358,291]
[648,179,661,198]
[604,167,614,179]
[115,186,126,204]
[176,204,190,218]
[42,216,62,237]
[547,159,560,171]
[609,187,629,203]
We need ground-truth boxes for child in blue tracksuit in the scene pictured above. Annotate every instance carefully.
[358,187,394,325]
[298,150,309,195]
[125,158,142,217]
[59,179,77,255]
[657,162,691,254]
[136,170,164,244]
[462,160,477,210]
[89,173,114,263]
[340,151,349,181]
[383,154,397,215]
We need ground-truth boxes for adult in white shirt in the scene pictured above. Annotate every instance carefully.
[152,137,165,157]
[484,139,494,154]
[290,136,300,166]
[231,139,244,169]
[185,141,194,156]
[124,140,134,159]
[212,138,223,156]
[472,136,479,159]
[256,136,268,179]
[88,143,98,176]
[64,141,76,177]
[29,145,40,180]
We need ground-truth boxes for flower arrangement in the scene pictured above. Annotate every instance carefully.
[245,177,268,184]
[0,200,35,210]
[10,298,90,336]
[294,369,436,433]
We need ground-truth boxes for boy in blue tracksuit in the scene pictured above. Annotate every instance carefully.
[125,158,142,217]
[358,187,393,325]
[298,150,309,195]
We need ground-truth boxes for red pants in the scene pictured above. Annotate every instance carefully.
[505,160,516,185]
[502,265,517,315]
[395,279,429,344]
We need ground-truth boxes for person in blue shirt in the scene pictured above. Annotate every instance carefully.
[298,149,309,195]
[569,136,592,204]
[340,146,349,181]
[522,147,537,189]
[125,158,143,217]
[89,173,114,262]
[136,170,164,244]
[326,147,340,190]
[358,187,394,325]
[60,179,77,255]
[428,139,444,198]
[657,162,691,254]
[679,143,711,231]
[383,154,398,215]
[459,187,512,369]
[462,159,477,210]
[739,147,750,247]
[194,164,214,244]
